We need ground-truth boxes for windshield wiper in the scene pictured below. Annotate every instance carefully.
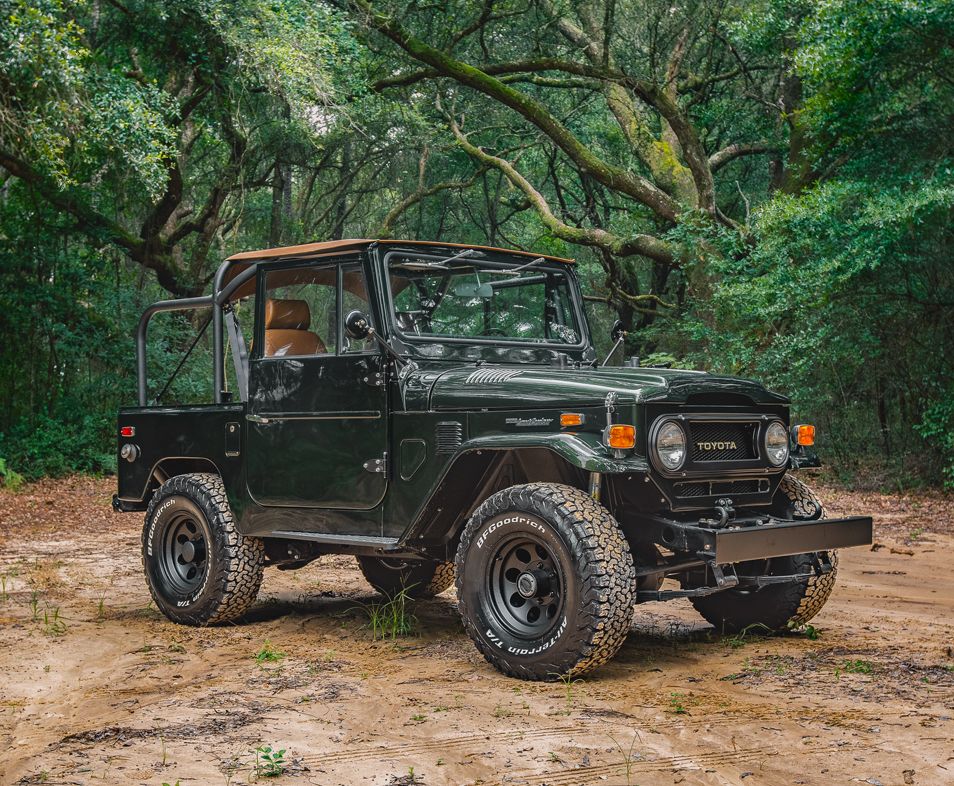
[392,248,479,271]
[490,256,546,275]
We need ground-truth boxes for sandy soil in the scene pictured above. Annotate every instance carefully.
[0,476,952,786]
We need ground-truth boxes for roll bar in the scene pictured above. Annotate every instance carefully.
[136,259,257,406]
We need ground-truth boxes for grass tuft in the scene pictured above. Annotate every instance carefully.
[254,641,286,666]
[353,586,418,640]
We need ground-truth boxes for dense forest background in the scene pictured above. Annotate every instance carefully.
[0,0,951,488]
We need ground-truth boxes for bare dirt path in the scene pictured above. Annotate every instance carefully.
[0,477,952,786]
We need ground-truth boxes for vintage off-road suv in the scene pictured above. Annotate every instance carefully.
[114,239,872,680]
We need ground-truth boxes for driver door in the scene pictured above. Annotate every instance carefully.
[245,258,387,514]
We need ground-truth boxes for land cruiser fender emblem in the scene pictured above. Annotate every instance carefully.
[505,417,553,428]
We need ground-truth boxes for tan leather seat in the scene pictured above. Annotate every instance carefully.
[263,298,326,357]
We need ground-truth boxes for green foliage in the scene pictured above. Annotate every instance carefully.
[668,172,953,481]
[917,390,954,489]
[254,744,286,778]
[841,659,873,675]
[354,586,418,640]
[0,457,24,491]
[0,0,950,488]
[253,641,286,665]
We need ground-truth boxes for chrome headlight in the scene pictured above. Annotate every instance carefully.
[655,420,686,470]
[764,421,790,467]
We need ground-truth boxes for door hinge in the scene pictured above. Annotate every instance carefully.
[363,452,388,474]
[362,371,384,387]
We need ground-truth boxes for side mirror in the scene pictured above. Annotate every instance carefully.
[344,310,371,340]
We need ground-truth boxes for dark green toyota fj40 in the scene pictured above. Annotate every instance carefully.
[114,239,872,680]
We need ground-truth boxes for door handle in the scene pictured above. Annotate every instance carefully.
[246,414,271,424]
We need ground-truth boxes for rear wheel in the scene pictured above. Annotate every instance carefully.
[456,483,635,681]
[356,556,455,598]
[142,473,264,625]
[690,474,838,633]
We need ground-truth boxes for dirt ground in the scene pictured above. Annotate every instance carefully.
[0,476,952,786]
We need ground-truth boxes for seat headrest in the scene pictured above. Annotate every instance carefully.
[265,298,311,330]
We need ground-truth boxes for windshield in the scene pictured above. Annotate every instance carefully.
[387,253,582,345]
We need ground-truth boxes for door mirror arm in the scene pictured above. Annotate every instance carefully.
[600,320,628,367]
[345,310,411,371]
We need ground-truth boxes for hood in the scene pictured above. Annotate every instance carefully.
[423,364,788,410]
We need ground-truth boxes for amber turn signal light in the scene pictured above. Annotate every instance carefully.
[560,412,585,428]
[794,424,815,446]
[604,424,636,450]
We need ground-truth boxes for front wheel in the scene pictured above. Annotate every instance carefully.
[456,483,635,681]
[142,473,264,625]
[690,474,839,633]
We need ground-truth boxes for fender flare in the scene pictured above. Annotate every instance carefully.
[458,432,649,474]
[399,433,649,548]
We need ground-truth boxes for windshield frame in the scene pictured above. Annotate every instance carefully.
[381,249,590,352]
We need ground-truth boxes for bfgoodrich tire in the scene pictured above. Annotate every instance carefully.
[356,556,455,598]
[690,474,839,634]
[142,473,264,625]
[456,483,635,681]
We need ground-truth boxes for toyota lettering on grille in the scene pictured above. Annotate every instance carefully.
[696,440,738,451]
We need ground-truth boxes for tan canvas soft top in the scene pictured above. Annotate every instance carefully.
[220,239,575,301]
[225,238,575,264]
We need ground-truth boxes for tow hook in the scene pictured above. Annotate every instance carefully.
[700,498,735,529]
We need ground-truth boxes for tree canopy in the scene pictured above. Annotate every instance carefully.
[0,0,951,487]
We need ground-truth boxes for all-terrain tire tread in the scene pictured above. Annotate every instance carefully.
[456,482,635,681]
[142,473,265,625]
[425,561,456,596]
[781,475,839,627]
[356,557,455,598]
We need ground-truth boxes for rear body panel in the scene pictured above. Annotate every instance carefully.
[115,404,245,508]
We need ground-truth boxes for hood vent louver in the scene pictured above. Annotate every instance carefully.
[464,368,524,385]
[435,421,463,454]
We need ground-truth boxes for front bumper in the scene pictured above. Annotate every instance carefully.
[657,514,873,564]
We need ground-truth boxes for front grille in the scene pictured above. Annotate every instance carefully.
[688,421,757,462]
[674,478,769,498]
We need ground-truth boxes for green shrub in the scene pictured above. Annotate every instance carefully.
[0,457,24,491]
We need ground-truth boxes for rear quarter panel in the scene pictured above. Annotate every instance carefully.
[115,404,247,508]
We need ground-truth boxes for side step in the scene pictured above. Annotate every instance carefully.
[268,531,404,555]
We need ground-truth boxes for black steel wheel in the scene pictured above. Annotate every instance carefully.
[356,556,454,598]
[487,534,564,639]
[156,509,209,595]
[691,474,839,633]
[143,473,264,625]
[456,482,635,681]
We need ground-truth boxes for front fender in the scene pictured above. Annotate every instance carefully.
[398,432,648,550]
[459,432,650,474]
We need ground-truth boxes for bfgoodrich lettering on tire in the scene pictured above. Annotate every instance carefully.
[455,483,635,681]
[691,474,839,633]
[142,473,264,625]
